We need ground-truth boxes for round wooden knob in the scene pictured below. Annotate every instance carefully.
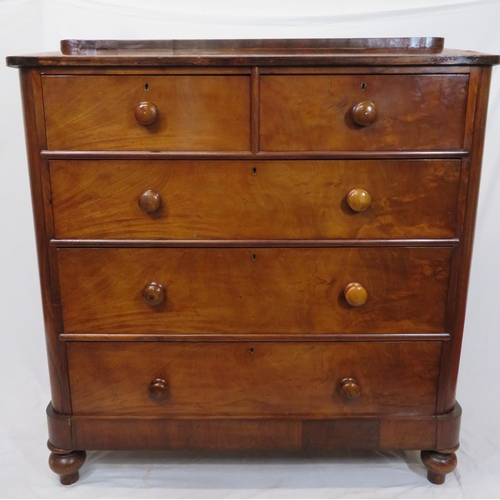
[351,101,377,126]
[338,378,361,401]
[347,188,371,212]
[138,190,161,213]
[344,282,368,307]
[134,101,159,126]
[148,378,169,402]
[142,282,165,307]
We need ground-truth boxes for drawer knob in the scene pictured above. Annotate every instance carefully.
[142,282,165,307]
[338,377,361,401]
[344,282,368,307]
[139,190,161,213]
[347,188,371,212]
[134,101,159,126]
[148,378,169,402]
[351,101,377,126]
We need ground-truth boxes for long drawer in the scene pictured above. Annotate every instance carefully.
[42,75,251,151]
[57,247,452,335]
[50,159,461,240]
[67,341,442,417]
[260,74,468,151]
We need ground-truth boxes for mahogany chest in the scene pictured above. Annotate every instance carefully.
[7,38,499,485]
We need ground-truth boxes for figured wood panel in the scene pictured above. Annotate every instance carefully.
[71,417,302,451]
[58,247,451,334]
[69,414,440,451]
[42,75,250,151]
[67,341,441,417]
[260,75,468,151]
[50,159,461,240]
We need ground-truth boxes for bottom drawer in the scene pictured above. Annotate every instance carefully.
[67,341,441,418]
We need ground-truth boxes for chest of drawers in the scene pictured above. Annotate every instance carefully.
[7,38,499,486]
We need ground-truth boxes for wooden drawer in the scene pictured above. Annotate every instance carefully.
[260,75,468,151]
[58,247,451,335]
[67,341,441,417]
[50,159,461,240]
[42,75,250,151]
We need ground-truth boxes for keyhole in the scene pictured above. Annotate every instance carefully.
[144,83,149,91]
[252,167,257,175]
[252,254,257,261]
[249,347,255,354]
[360,82,367,91]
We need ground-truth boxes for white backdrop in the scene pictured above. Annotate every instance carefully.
[1,0,500,497]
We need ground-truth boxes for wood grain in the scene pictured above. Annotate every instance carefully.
[50,159,461,240]
[260,75,468,151]
[18,69,72,414]
[7,49,500,68]
[42,75,250,151]
[57,247,452,334]
[438,67,493,413]
[9,37,499,483]
[51,238,460,248]
[69,414,442,451]
[41,150,468,159]
[58,38,446,55]
[67,341,441,417]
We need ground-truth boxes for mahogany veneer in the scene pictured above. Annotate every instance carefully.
[57,247,452,335]
[260,74,468,151]
[7,38,499,486]
[50,159,461,240]
[42,75,251,151]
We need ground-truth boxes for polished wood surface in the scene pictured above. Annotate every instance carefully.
[18,69,72,415]
[134,101,159,126]
[338,378,361,401]
[42,75,250,151]
[141,282,165,307]
[50,159,461,240]
[421,448,458,485]
[438,67,494,414]
[343,283,368,307]
[138,189,161,213]
[57,247,451,334]
[51,238,460,249]
[260,75,468,151]
[147,378,169,402]
[351,101,377,126]
[346,188,372,212]
[67,341,441,417]
[8,38,500,67]
[47,442,86,485]
[47,401,461,452]
[59,38,447,55]
[9,38,498,485]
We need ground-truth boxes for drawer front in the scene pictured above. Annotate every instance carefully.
[260,75,468,151]
[67,341,441,417]
[51,159,460,240]
[42,75,250,151]
[58,248,451,334]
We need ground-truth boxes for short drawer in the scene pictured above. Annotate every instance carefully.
[58,247,452,335]
[260,74,468,151]
[50,159,461,240]
[67,341,441,417]
[42,75,250,151]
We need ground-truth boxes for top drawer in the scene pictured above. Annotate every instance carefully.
[260,74,468,151]
[42,75,250,151]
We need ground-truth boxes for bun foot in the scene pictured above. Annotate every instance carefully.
[421,446,458,484]
[47,441,86,485]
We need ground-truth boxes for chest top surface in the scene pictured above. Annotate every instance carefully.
[6,37,500,67]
